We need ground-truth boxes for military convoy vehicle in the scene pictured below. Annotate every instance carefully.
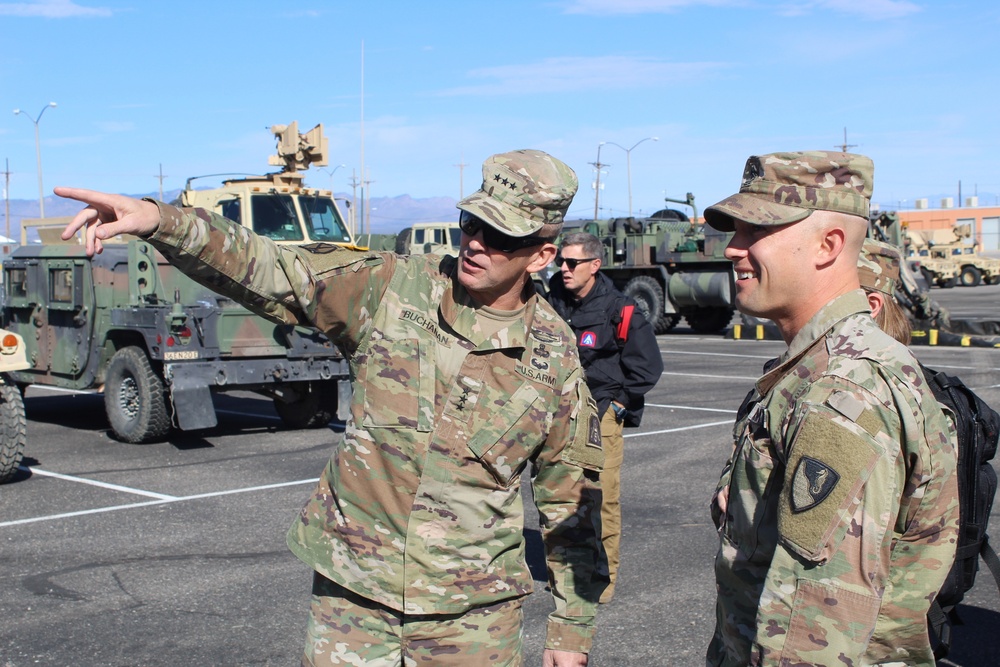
[577,194,735,334]
[358,221,460,256]
[2,122,353,444]
[906,224,1000,288]
[0,329,30,483]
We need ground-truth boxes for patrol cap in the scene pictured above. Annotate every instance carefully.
[858,238,901,296]
[456,149,578,237]
[704,151,874,232]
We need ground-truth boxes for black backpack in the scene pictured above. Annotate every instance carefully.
[921,365,1000,659]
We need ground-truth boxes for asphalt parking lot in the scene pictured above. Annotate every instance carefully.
[3,286,1000,666]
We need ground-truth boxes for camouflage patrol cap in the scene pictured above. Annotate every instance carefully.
[858,238,901,296]
[704,151,874,232]
[456,149,578,237]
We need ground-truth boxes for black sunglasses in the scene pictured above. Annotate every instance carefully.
[555,255,599,270]
[459,211,551,253]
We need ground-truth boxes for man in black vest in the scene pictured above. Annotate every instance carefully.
[547,231,663,603]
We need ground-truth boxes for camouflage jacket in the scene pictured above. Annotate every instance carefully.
[146,204,606,652]
[707,291,959,667]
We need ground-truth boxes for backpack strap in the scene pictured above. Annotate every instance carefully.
[616,304,635,343]
[982,535,1000,597]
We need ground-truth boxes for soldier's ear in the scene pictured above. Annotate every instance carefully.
[527,243,557,274]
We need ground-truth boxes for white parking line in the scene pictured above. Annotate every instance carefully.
[0,476,319,528]
[648,403,738,414]
[625,419,733,438]
[661,370,761,381]
[27,467,178,500]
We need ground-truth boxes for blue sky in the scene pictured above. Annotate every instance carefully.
[2,0,999,227]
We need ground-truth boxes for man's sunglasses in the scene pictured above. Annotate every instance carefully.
[555,256,598,270]
[459,211,551,253]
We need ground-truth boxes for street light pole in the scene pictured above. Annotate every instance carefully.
[13,102,57,218]
[604,136,658,218]
[320,164,346,192]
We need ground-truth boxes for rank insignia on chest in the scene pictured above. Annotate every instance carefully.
[791,456,840,513]
[580,331,597,348]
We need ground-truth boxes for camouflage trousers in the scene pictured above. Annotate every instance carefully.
[303,572,525,667]
[598,408,624,603]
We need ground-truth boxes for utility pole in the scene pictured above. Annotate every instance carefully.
[835,127,857,153]
[591,142,609,220]
[349,170,360,236]
[155,163,168,201]
[454,156,467,200]
[2,158,11,244]
[363,174,375,236]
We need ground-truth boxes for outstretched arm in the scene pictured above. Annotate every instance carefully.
[54,187,160,256]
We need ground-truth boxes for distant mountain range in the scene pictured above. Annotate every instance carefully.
[0,189,461,242]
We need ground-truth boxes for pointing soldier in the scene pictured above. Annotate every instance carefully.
[705,152,958,666]
[56,149,606,667]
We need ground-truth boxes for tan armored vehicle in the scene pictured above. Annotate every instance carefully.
[358,222,460,256]
[0,330,29,483]
[907,224,1000,287]
[174,122,354,246]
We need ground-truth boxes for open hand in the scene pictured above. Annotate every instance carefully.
[54,187,161,256]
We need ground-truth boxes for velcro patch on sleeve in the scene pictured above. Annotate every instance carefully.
[779,407,880,562]
[562,394,604,472]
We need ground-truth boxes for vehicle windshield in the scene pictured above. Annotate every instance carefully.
[251,194,304,241]
[299,195,352,243]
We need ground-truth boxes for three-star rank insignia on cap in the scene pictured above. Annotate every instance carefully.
[791,456,840,513]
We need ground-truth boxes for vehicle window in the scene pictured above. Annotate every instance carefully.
[6,268,26,299]
[252,194,303,241]
[50,268,73,303]
[220,199,241,224]
[414,229,426,245]
[299,196,351,243]
[449,228,461,248]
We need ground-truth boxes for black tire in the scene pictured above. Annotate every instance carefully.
[990,276,1000,286]
[104,346,172,444]
[960,266,982,287]
[623,276,664,332]
[684,306,735,334]
[940,277,957,289]
[654,314,681,335]
[274,381,338,429]
[0,378,27,483]
[394,228,412,255]
[920,267,936,289]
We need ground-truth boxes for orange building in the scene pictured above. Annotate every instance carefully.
[889,198,1000,251]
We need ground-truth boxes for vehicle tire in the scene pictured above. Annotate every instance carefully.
[0,377,27,484]
[654,314,681,335]
[104,346,172,444]
[274,380,338,429]
[960,266,982,287]
[623,276,664,332]
[684,306,735,334]
[940,277,957,289]
[920,267,936,289]
[394,228,412,255]
[990,276,1000,286]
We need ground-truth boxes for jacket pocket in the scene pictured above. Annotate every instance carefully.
[467,383,541,487]
[358,335,431,430]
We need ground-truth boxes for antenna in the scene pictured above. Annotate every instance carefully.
[155,163,168,201]
[836,127,858,153]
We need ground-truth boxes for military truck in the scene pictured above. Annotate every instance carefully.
[0,329,29,483]
[358,222,460,257]
[906,224,1000,288]
[577,194,735,334]
[3,122,353,443]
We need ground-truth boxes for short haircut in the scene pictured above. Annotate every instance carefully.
[560,232,603,260]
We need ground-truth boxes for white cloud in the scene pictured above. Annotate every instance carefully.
[439,55,724,96]
[0,0,112,17]
[563,0,922,19]
[777,0,921,19]
[563,0,741,14]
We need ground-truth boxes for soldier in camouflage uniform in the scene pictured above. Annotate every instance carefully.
[704,151,959,666]
[54,149,606,667]
[858,238,912,345]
